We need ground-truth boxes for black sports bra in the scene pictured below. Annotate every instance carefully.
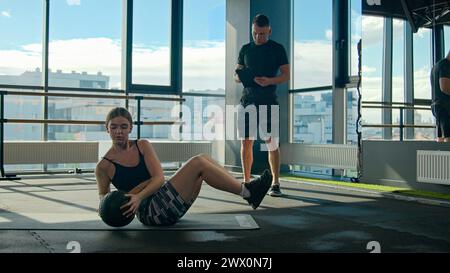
[102,140,151,192]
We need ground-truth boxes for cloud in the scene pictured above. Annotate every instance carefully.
[0,38,226,91]
[325,29,332,40]
[413,66,432,99]
[0,45,42,76]
[362,16,384,46]
[415,28,427,39]
[362,65,376,73]
[363,16,409,47]
[1,11,11,18]
[0,36,432,103]
[293,40,332,89]
[66,0,81,6]
[351,9,362,41]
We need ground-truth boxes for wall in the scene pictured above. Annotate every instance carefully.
[361,140,450,193]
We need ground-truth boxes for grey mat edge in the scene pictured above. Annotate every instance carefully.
[0,213,260,231]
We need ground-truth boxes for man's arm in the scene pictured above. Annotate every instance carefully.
[439,77,450,95]
[234,64,244,83]
[271,64,290,85]
[254,64,290,87]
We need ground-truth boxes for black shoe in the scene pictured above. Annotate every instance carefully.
[244,169,273,209]
[268,184,283,197]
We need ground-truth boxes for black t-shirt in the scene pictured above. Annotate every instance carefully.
[238,40,289,105]
[430,58,450,105]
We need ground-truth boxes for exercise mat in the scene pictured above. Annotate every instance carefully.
[0,212,259,230]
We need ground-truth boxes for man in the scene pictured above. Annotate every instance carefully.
[430,51,450,142]
[234,14,290,197]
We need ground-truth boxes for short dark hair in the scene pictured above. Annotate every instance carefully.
[253,14,270,27]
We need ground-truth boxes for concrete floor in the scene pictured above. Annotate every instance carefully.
[0,174,449,253]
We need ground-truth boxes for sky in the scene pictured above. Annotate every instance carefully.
[0,0,226,90]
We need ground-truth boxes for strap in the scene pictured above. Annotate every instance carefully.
[135,140,143,156]
[102,157,116,165]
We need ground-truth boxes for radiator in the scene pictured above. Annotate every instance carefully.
[280,143,358,170]
[4,141,212,165]
[4,141,99,164]
[417,150,450,185]
[98,141,212,163]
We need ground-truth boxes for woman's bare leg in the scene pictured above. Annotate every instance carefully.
[185,176,203,204]
[169,154,242,203]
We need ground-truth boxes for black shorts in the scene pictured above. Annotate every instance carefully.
[431,102,450,138]
[237,102,280,140]
[136,181,191,226]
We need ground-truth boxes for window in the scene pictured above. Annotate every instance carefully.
[132,0,171,86]
[392,19,405,104]
[292,0,332,89]
[181,0,225,144]
[390,19,406,140]
[0,0,43,86]
[413,28,432,100]
[4,93,43,141]
[47,91,124,141]
[413,28,434,140]
[128,97,179,140]
[4,92,43,172]
[445,25,450,54]
[361,16,384,140]
[292,90,332,144]
[181,96,225,141]
[362,16,383,102]
[347,88,358,144]
[49,0,122,89]
[351,0,362,76]
[182,0,225,94]
[414,109,435,140]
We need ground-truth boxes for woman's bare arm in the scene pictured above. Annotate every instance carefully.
[95,163,111,200]
[132,140,165,200]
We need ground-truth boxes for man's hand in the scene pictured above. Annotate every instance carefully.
[235,72,242,83]
[121,194,143,218]
[235,64,244,83]
[254,77,273,87]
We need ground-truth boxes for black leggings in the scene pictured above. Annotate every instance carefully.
[432,102,450,138]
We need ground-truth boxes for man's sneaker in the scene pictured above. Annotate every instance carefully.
[268,184,283,197]
[243,169,272,209]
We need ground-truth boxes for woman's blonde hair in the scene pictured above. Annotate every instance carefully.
[105,107,133,127]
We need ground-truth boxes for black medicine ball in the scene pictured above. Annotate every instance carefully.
[99,191,134,227]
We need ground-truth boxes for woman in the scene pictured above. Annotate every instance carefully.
[96,107,272,226]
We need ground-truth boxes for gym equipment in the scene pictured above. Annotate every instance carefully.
[99,191,134,227]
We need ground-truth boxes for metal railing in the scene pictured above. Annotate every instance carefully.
[362,101,434,141]
[0,89,186,179]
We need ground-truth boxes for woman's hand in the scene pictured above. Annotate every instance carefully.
[121,194,142,218]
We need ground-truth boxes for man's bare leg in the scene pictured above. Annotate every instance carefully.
[241,139,254,182]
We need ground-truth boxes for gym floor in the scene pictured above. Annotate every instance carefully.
[1,173,450,253]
